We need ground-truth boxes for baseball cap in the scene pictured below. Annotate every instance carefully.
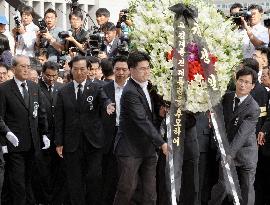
[0,16,8,25]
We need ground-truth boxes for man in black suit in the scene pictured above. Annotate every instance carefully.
[54,55,115,205]
[101,55,129,205]
[34,61,67,204]
[113,51,169,205]
[209,67,260,205]
[0,55,49,205]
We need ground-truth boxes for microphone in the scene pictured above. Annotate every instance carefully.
[264,9,270,14]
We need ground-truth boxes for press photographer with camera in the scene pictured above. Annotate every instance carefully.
[35,8,65,61]
[101,22,121,59]
[63,10,89,57]
[96,8,110,29]
[116,9,132,37]
[12,6,39,57]
[231,4,269,58]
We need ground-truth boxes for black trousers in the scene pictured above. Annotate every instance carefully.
[0,151,4,205]
[64,137,103,205]
[33,147,70,205]
[113,155,158,205]
[102,126,118,205]
[4,151,35,205]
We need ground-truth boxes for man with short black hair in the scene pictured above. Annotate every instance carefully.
[102,22,121,58]
[36,8,64,61]
[96,8,110,28]
[65,10,89,56]
[243,4,269,58]
[209,67,260,205]
[55,55,115,205]
[113,51,169,205]
[13,6,39,57]
[102,55,129,205]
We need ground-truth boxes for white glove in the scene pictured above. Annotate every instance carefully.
[6,132,19,147]
[42,135,50,150]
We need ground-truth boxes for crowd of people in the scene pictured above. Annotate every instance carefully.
[0,2,270,205]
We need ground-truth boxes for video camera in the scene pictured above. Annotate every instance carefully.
[85,28,106,57]
[14,15,21,28]
[118,31,129,56]
[120,9,129,23]
[38,18,47,33]
[231,7,252,25]
[70,0,80,12]
[58,31,73,39]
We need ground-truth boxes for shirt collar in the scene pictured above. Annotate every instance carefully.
[114,80,127,89]
[235,93,248,104]
[132,77,148,89]
[14,77,27,86]
[73,79,87,89]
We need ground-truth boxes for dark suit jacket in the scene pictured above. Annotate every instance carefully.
[0,79,48,152]
[54,80,111,152]
[39,80,63,140]
[222,92,260,167]
[102,81,116,154]
[114,78,165,157]
[106,38,121,58]
[250,82,269,134]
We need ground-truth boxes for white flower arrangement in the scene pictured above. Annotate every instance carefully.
[129,0,243,112]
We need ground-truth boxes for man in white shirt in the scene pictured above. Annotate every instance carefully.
[101,55,130,205]
[242,4,269,58]
[13,6,39,57]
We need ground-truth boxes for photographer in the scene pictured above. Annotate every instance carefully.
[96,8,110,29]
[64,10,89,56]
[102,22,121,59]
[116,9,132,37]
[36,8,64,61]
[242,4,269,58]
[12,6,39,57]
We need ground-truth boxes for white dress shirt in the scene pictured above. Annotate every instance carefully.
[132,78,152,111]
[15,22,39,57]
[73,79,86,100]
[114,81,127,126]
[242,23,269,58]
[233,94,248,111]
[14,77,28,97]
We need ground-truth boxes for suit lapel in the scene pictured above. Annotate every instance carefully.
[108,81,115,103]
[230,95,251,120]
[130,79,152,113]
[10,79,28,109]
[40,80,52,102]
[67,82,77,107]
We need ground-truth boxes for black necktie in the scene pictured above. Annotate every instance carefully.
[234,97,240,112]
[21,82,29,108]
[77,84,83,106]
[48,85,53,102]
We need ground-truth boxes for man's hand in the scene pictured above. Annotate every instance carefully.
[257,132,266,146]
[65,36,75,43]
[6,132,19,147]
[107,103,115,115]
[42,31,53,41]
[161,143,170,157]
[56,146,63,158]
[42,135,50,149]
[98,51,108,59]
[17,26,26,34]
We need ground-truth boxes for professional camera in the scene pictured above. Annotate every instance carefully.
[85,29,106,56]
[38,18,47,33]
[14,15,21,28]
[118,31,129,56]
[264,19,270,28]
[57,51,67,70]
[120,9,129,23]
[58,31,73,39]
[70,0,80,12]
[231,7,252,25]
